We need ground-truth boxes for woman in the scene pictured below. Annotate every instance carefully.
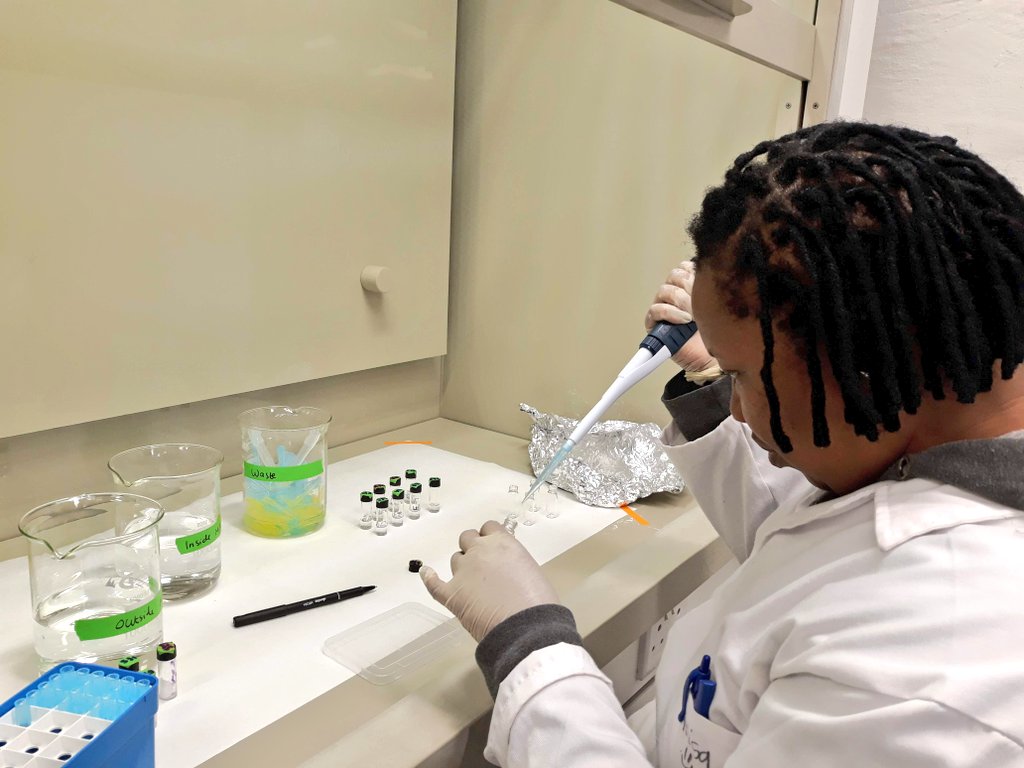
[421,122,1024,767]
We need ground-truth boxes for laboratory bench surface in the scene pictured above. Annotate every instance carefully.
[0,418,727,768]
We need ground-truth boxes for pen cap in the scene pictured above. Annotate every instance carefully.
[429,477,441,488]
[360,491,373,502]
[392,489,405,500]
[375,497,389,509]
[405,469,417,479]
[157,642,177,661]
[410,482,422,493]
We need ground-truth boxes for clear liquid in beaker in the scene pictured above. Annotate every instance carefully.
[20,493,165,672]
[157,504,221,599]
[109,444,223,600]
[33,574,162,673]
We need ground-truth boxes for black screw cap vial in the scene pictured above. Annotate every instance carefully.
[373,484,386,495]
[389,476,402,487]
[375,497,389,509]
[429,477,441,488]
[408,559,423,573]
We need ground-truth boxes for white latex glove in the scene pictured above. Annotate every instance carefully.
[645,260,720,381]
[420,520,560,642]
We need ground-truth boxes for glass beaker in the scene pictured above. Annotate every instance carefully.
[19,493,164,672]
[239,406,331,538]
[108,443,224,600]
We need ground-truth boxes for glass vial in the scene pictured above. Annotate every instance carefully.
[522,497,540,526]
[545,483,561,519]
[157,642,178,701]
[427,477,442,513]
[390,489,405,526]
[359,491,374,529]
[505,484,520,523]
[373,499,389,536]
[408,482,422,518]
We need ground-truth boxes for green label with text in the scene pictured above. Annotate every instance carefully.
[74,592,163,642]
[175,515,222,555]
[244,461,323,483]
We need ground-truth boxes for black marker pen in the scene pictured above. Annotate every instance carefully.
[232,585,375,628]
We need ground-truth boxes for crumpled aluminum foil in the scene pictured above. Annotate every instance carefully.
[520,404,684,507]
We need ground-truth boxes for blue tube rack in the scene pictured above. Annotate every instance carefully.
[0,663,157,767]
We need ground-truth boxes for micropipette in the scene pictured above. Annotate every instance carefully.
[522,320,698,504]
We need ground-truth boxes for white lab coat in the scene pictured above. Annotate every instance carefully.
[485,417,1024,767]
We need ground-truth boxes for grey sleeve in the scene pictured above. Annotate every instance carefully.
[662,372,734,441]
[475,604,582,699]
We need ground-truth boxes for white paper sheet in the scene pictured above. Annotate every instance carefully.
[0,444,625,768]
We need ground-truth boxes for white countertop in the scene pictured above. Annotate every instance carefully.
[0,418,727,767]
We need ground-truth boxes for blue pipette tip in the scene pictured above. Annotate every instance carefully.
[523,441,573,503]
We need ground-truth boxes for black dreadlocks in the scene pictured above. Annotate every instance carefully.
[689,122,1024,452]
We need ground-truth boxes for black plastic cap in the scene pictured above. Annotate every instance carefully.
[408,559,423,573]
[389,476,402,486]
[360,491,373,502]
[405,469,417,479]
[156,642,177,661]
[410,482,422,493]
[375,497,389,508]
[392,489,405,500]
[373,484,387,495]
[429,477,441,488]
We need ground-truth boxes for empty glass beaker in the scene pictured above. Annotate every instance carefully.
[108,443,224,600]
[239,406,331,538]
[19,493,164,672]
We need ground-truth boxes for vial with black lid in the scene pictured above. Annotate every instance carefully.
[373,498,389,536]
[427,477,441,513]
[157,641,178,701]
[359,491,374,530]
[390,489,405,526]
[406,483,421,519]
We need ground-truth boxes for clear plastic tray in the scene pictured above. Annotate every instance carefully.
[322,603,461,685]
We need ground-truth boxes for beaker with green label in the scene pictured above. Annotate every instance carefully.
[108,443,224,600]
[19,493,165,671]
[239,406,331,538]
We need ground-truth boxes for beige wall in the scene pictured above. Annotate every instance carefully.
[0,0,456,438]
[441,0,803,439]
[862,0,1024,189]
[0,359,441,542]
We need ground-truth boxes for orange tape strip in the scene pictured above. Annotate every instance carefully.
[384,441,433,445]
[619,503,650,526]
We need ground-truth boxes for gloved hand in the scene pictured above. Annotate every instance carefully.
[645,260,721,382]
[420,520,560,642]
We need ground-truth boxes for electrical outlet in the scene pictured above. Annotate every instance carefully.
[635,604,683,680]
